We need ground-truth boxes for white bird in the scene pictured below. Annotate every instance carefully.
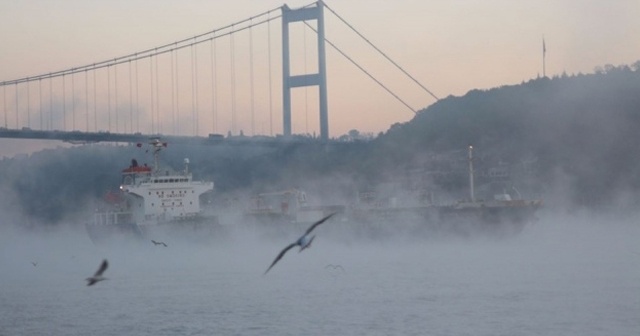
[86,259,109,286]
[264,213,336,275]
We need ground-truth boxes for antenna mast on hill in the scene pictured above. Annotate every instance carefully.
[542,36,547,77]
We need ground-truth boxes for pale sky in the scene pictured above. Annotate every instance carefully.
[1,0,639,156]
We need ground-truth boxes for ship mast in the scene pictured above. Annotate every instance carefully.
[150,138,167,173]
[468,145,475,202]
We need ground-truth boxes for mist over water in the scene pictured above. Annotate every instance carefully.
[1,210,639,336]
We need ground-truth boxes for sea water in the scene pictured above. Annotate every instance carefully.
[1,211,639,336]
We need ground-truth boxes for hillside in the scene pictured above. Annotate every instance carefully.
[373,63,640,209]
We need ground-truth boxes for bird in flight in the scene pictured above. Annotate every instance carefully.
[324,264,345,272]
[86,259,109,286]
[151,240,168,247]
[31,262,37,267]
[264,212,336,275]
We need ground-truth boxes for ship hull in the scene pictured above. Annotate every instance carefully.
[345,201,541,238]
[85,215,223,245]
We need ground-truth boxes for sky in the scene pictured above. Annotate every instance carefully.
[1,0,639,157]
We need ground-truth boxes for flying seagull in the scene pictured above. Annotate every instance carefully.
[151,240,168,247]
[31,262,38,267]
[86,259,109,286]
[264,212,336,275]
[324,264,345,272]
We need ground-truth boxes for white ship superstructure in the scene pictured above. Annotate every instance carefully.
[86,139,216,243]
[122,165,212,227]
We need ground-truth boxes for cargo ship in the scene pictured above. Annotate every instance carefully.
[85,139,220,244]
[346,145,543,236]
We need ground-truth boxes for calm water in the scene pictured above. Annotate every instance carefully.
[1,212,639,336]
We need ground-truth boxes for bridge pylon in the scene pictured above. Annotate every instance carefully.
[281,1,329,140]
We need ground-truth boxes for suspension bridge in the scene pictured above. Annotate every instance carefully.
[0,1,438,146]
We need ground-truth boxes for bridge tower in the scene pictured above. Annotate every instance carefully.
[281,1,329,140]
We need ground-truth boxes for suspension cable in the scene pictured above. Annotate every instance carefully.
[323,2,439,102]
[304,22,417,114]
[1,8,282,87]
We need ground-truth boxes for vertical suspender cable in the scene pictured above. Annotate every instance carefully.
[115,63,119,133]
[3,86,6,128]
[304,24,309,134]
[93,69,97,131]
[135,58,140,133]
[175,48,180,134]
[212,37,218,134]
[71,72,75,130]
[50,76,54,130]
[39,79,43,130]
[267,15,273,136]
[129,61,133,133]
[85,71,88,131]
[230,25,236,134]
[171,49,175,134]
[62,76,66,130]
[191,44,195,136]
[155,53,160,134]
[194,42,199,136]
[16,84,19,128]
[149,55,154,134]
[250,18,255,135]
[107,66,111,131]
[27,81,31,128]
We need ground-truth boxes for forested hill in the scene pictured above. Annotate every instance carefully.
[371,63,640,208]
[2,63,640,226]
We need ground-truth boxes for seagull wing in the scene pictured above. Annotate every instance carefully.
[94,259,108,277]
[304,212,336,235]
[264,243,297,275]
